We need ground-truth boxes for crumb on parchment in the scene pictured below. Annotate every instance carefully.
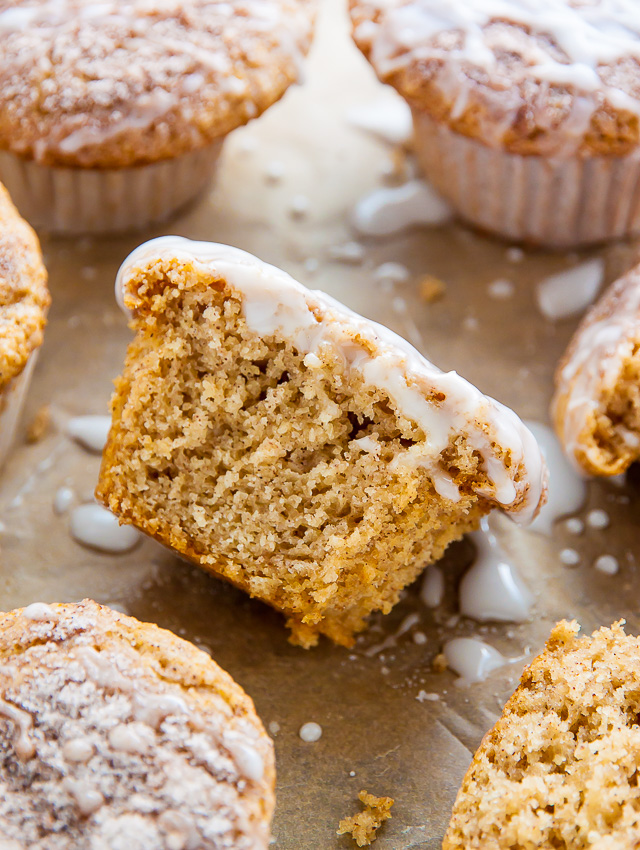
[419,275,446,303]
[26,404,50,443]
[337,790,394,846]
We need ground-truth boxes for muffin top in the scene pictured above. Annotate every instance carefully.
[0,182,49,391]
[0,0,315,169]
[0,599,275,849]
[350,0,640,156]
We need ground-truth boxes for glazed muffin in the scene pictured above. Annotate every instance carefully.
[0,0,315,234]
[96,236,546,647]
[553,261,640,476]
[0,599,275,849]
[0,182,49,468]
[443,620,640,849]
[350,0,640,248]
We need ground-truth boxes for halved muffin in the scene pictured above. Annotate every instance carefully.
[97,237,546,646]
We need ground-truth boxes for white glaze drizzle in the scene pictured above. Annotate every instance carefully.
[552,269,640,471]
[443,637,508,684]
[355,0,640,151]
[116,237,546,524]
[0,699,36,760]
[536,259,604,322]
[66,415,112,453]
[352,179,452,237]
[346,94,413,145]
[22,602,57,622]
[70,503,141,554]
[460,519,533,622]
[420,565,444,608]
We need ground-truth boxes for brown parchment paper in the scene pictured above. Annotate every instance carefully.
[2,1,640,847]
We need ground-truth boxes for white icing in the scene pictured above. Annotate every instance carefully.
[536,259,604,321]
[373,261,410,284]
[565,517,584,534]
[506,247,524,263]
[594,553,619,574]
[416,690,439,702]
[553,270,640,471]
[420,565,444,608]
[116,237,546,524]
[525,421,586,534]
[66,415,112,453]
[443,637,507,684]
[134,694,188,729]
[352,179,453,236]
[53,486,74,515]
[70,503,141,554]
[460,519,533,622]
[560,547,580,565]
[357,0,640,151]
[0,699,35,760]
[63,738,94,763]
[327,241,366,264]
[63,778,105,816]
[487,278,515,300]
[289,194,309,218]
[363,611,421,656]
[22,602,56,622]
[587,508,610,529]
[109,723,154,754]
[299,722,322,742]
[346,95,413,145]
[223,735,264,782]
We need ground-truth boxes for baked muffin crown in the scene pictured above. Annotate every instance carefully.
[0,599,275,849]
[0,182,49,390]
[0,0,315,169]
[350,0,640,156]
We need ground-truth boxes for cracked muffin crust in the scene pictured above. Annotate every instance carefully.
[0,599,275,849]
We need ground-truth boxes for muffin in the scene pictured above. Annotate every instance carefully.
[443,620,640,849]
[96,236,546,647]
[350,1,640,248]
[0,599,275,849]
[0,182,49,468]
[553,262,640,476]
[0,0,315,235]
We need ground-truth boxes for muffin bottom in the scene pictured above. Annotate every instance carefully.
[0,142,223,236]
[412,109,640,249]
[0,352,37,469]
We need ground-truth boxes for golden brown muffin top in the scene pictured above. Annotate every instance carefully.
[0,182,49,390]
[0,599,275,849]
[350,0,640,156]
[0,0,315,169]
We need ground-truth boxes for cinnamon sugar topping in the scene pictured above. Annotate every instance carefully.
[0,601,272,849]
[0,0,315,168]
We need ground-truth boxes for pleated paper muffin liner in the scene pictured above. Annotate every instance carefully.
[0,353,38,469]
[0,142,223,236]
[412,109,640,249]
